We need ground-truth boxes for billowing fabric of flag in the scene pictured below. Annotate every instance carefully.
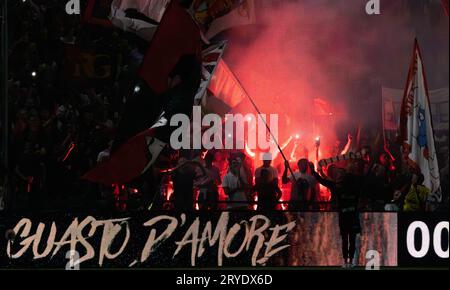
[83,125,166,185]
[399,40,441,203]
[194,41,228,104]
[202,59,247,116]
[83,0,114,28]
[110,1,158,42]
[84,1,203,185]
[113,0,171,22]
[138,0,202,95]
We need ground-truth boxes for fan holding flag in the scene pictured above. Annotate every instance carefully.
[398,39,442,211]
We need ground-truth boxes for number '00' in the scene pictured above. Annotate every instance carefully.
[407,221,449,258]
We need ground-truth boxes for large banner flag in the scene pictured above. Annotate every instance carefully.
[188,0,255,39]
[84,1,203,185]
[398,40,441,203]
[442,0,449,16]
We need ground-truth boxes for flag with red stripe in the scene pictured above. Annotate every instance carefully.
[398,39,442,204]
[138,0,202,95]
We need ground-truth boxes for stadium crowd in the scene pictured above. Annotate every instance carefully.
[0,0,448,214]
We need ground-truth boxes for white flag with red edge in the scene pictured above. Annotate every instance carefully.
[194,41,228,104]
[399,40,442,204]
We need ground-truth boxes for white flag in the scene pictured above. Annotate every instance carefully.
[110,1,158,42]
[399,40,441,203]
[113,0,170,22]
[205,0,256,39]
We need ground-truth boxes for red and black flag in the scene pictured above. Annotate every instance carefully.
[138,0,202,95]
[83,0,203,185]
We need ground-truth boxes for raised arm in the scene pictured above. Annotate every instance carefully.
[340,133,353,155]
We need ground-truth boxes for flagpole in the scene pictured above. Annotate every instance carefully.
[229,71,297,178]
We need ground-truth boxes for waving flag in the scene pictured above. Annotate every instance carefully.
[138,0,202,94]
[203,59,247,116]
[110,0,158,42]
[194,41,228,104]
[83,125,166,185]
[398,39,441,203]
[84,1,203,185]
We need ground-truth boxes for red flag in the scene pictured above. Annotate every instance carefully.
[83,128,166,185]
[138,1,202,95]
[203,59,247,116]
